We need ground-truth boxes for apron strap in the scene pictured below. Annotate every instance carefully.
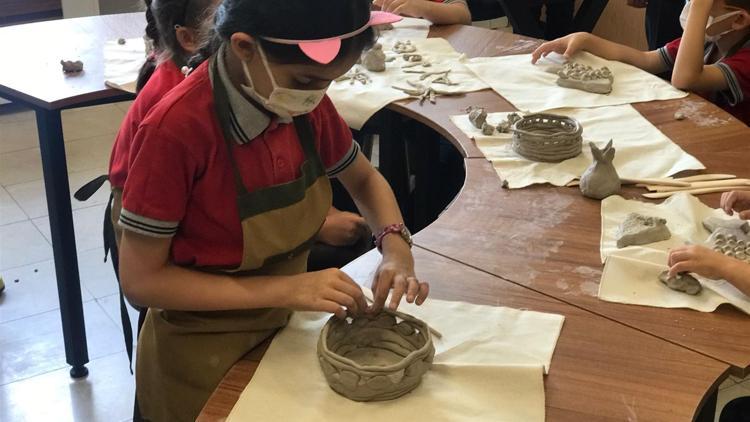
[73,174,109,201]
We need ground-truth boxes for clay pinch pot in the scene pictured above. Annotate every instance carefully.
[317,309,435,402]
[511,113,583,163]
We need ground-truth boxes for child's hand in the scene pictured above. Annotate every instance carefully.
[721,191,750,219]
[370,238,429,313]
[318,211,369,247]
[667,245,733,279]
[374,0,425,17]
[284,269,368,319]
[531,32,590,64]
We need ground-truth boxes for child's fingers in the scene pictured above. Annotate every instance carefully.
[405,276,420,302]
[668,262,692,278]
[721,191,737,215]
[740,210,750,220]
[388,274,408,310]
[415,282,429,305]
[668,249,691,266]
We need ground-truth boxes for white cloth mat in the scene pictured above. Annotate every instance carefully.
[450,105,705,189]
[103,38,147,94]
[329,38,489,129]
[226,294,564,422]
[465,51,688,112]
[378,17,431,44]
[598,194,750,314]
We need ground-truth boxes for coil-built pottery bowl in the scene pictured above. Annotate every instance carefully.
[317,309,435,402]
[511,113,583,163]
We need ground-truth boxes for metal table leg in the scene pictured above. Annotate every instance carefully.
[35,108,89,378]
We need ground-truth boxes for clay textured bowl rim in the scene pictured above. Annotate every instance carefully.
[513,113,583,140]
[318,308,433,373]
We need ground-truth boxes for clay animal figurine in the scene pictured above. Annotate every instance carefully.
[468,106,487,129]
[658,271,702,295]
[60,60,84,74]
[616,213,671,248]
[362,43,386,72]
[579,140,620,199]
[481,122,495,135]
[556,62,613,94]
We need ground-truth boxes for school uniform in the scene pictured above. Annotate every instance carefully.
[108,60,185,245]
[120,45,358,421]
[659,38,750,124]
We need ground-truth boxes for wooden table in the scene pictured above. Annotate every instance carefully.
[0,12,144,377]
[200,24,750,422]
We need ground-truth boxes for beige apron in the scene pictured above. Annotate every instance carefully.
[135,55,332,422]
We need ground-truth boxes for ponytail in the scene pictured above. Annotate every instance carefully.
[136,0,161,93]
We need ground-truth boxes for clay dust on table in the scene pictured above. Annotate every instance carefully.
[673,99,732,128]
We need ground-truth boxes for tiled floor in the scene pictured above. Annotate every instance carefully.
[0,81,748,421]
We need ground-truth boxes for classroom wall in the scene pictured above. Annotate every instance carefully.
[590,1,649,50]
[99,0,142,15]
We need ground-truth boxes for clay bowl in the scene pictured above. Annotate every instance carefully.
[511,113,583,163]
[317,309,435,402]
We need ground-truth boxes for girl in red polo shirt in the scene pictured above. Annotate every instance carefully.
[118,1,429,420]
[374,0,471,24]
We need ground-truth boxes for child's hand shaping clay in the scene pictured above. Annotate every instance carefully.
[668,244,735,279]
[318,210,370,247]
[721,191,750,219]
[285,269,369,319]
[531,32,590,64]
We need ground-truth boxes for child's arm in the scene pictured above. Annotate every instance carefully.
[671,0,729,91]
[374,0,471,25]
[668,245,750,297]
[531,32,669,74]
[336,152,430,312]
[119,232,368,318]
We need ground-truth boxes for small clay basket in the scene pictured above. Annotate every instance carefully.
[511,113,583,163]
[317,309,435,402]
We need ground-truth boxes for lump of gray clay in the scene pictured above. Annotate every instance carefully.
[362,43,386,72]
[317,310,434,402]
[556,62,613,94]
[481,122,494,135]
[60,60,84,74]
[658,271,702,295]
[468,107,487,129]
[616,213,671,248]
[703,216,750,235]
[579,140,620,200]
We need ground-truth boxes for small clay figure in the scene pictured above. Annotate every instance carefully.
[335,68,371,85]
[496,120,512,133]
[481,122,494,135]
[393,40,416,54]
[362,43,386,72]
[556,62,614,94]
[702,216,750,235]
[467,107,487,129]
[579,140,621,199]
[616,213,672,248]
[658,271,702,295]
[674,111,686,121]
[60,60,84,74]
[117,38,126,45]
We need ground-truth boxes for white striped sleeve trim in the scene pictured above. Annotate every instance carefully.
[716,62,743,106]
[658,46,674,69]
[119,208,179,238]
[327,141,360,177]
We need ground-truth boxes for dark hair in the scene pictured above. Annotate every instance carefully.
[188,0,376,69]
[727,0,750,11]
[136,0,215,93]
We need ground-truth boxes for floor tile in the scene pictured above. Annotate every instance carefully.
[0,220,52,271]
[0,186,27,225]
[0,258,93,324]
[0,108,34,125]
[79,248,120,299]
[0,118,39,154]
[0,148,43,186]
[64,134,115,174]
[0,301,124,385]
[114,100,134,114]
[97,293,141,343]
[32,204,107,254]
[0,351,135,422]
[62,104,126,142]
[715,382,750,422]
[6,167,110,219]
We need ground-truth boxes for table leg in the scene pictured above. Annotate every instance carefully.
[35,108,89,378]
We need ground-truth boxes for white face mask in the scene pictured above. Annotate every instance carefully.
[679,2,743,43]
[240,46,328,120]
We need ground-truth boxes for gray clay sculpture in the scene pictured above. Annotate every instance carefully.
[468,107,487,129]
[481,122,495,135]
[556,62,613,94]
[362,44,386,72]
[658,271,702,295]
[511,113,583,162]
[707,232,750,263]
[393,40,416,54]
[703,216,750,235]
[579,140,621,199]
[60,60,84,74]
[317,309,434,402]
[616,213,671,248]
